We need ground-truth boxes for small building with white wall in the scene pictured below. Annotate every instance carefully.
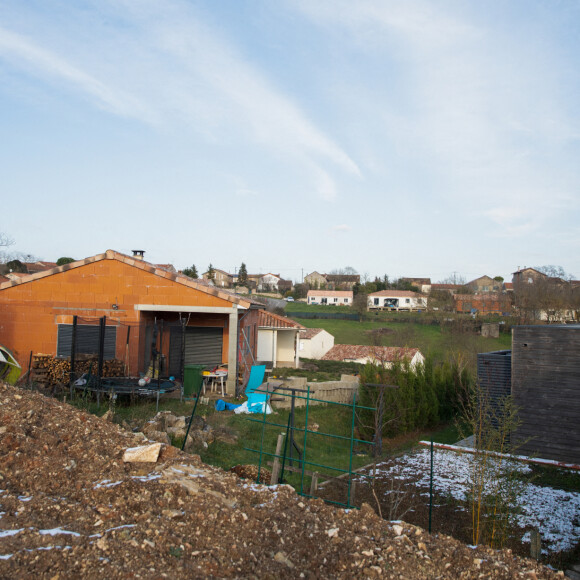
[257,310,303,368]
[298,328,334,359]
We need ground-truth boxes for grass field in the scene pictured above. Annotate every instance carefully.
[285,308,511,369]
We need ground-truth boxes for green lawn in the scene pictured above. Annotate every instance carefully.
[289,314,511,369]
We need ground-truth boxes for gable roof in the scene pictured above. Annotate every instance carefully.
[325,274,359,283]
[0,250,252,307]
[258,310,303,329]
[299,328,325,340]
[401,277,431,285]
[467,275,494,285]
[307,290,353,297]
[23,261,58,274]
[368,290,418,297]
[322,345,420,362]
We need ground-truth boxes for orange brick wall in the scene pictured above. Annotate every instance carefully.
[0,258,236,373]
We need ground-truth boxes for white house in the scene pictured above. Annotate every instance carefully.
[298,328,335,359]
[258,273,281,291]
[367,290,427,311]
[307,290,353,306]
[256,310,303,368]
[322,345,425,369]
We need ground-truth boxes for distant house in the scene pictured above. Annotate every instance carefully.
[304,271,327,288]
[304,271,360,290]
[23,261,58,274]
[430,284,463,295]
[466,275,502,293]
[401,278,431,293]
[454,293,512,315]
[322,345,424,368]
[298,328,334,359]
[324,274,360,290]
[512,267,551,287]
[202,268,234,288]
[367,290,427,311]
[257,310,303,368]
[307,290,353,306]
[258,273,281,292]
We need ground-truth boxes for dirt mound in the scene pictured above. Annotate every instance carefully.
[0,382,560,578]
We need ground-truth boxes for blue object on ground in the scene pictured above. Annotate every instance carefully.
[215,399,241,411]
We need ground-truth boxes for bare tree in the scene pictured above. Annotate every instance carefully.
[0,232,14,248]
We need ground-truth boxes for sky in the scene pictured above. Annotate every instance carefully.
[1,0,579,283]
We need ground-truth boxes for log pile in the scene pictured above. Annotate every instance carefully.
[31,354,125,388]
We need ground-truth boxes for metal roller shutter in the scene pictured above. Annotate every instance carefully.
[168,326,223,376]
[57,324,117,359]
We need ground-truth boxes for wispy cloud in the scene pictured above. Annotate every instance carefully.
[291,0,580,233]
[332,224,352,232]
[0,25,153,122]
[0,1,359,200]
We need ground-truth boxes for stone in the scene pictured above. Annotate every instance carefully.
[392,525,403,536]
[274,551,295,568]
[101,410,114,422]
[123,443,163,463]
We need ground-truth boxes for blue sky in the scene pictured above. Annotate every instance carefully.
[1,0,579,283]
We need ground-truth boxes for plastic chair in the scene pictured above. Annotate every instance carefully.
[245,365,269,410]
[244,365,266,395]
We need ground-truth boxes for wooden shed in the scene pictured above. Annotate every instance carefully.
[511,325,580,464]
[0,250,259,394]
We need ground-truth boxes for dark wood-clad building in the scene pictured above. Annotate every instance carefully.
[511,325,580,464]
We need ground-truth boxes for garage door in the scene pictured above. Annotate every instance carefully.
[169,326,223,376]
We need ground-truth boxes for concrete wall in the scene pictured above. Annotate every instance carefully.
[270,374,359,409]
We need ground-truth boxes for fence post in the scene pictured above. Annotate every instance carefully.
[310,472,319,497]
[270,432,286,485]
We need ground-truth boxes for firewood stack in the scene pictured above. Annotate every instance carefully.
[31,354,126,388]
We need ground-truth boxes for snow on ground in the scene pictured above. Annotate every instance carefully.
[365,448,580,554]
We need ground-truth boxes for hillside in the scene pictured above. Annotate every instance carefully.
[0,382,560,578]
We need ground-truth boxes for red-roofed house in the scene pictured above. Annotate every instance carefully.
[322,345,424,368]
[307,290,353,306]
[298,328,334,359]
[367,290,427,311]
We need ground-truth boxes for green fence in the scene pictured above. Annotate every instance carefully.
[243,385,375,508]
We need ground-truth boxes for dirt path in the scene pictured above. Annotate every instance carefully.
[0,382,561,578]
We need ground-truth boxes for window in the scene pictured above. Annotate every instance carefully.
[374,298,379,305]
[405,298,410,303]
[344,298,348,303]
[334,298,338,303]
[57,324,117,359]
[321,298,328,304]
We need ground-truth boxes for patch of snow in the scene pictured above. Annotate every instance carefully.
[367,448,580,554]
[0,554,13,560]
[18,496,33,502]
[0,529,24,538]
[94,480,123,489]
[39,528,81,537]
[131,474,161,482]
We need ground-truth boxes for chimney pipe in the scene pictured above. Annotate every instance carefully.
[132,250,145,260]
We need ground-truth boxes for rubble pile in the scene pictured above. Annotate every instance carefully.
[0,382,562,578]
